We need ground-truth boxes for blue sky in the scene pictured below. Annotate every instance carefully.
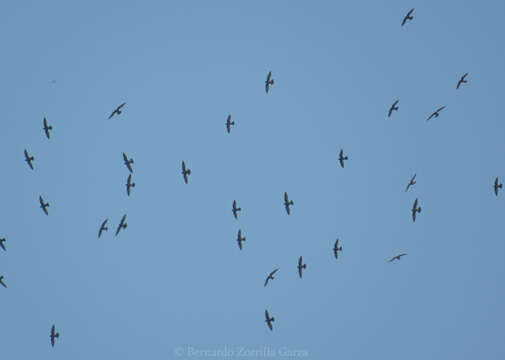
[1,1,505,359]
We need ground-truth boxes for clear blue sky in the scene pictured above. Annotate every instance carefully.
[1,1,505,359]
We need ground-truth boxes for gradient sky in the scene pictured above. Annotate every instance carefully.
[1,1,505,359]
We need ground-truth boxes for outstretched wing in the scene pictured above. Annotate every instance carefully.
[495,178,499,196]
[436,106,446,113]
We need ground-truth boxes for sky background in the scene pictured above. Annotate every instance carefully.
[1,1,505,359]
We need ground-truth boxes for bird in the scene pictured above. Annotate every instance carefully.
[182,161,191,184]
[264,268,279,287]
[232,200,241,219]
[494,177,502,196]
[115,215,127,236]
[0,237,6,251]
[43,117,53,139]
[298,256,307,278]
[389,253,408,262]
[405,174,417,192]
[284,192,294,215]
[338,149,348,168]
[98,219,109,238]
[0,276,6,288]
[24,149,35,170]
[426,106,446,121]
[39,196,50,216]
[401,8,414,26]
[50,324,60,347]
[126,174,136,196]
[388,100,399,117]
[237,229,246,250]
[226,114,235,134]
[265,71,274,93]
[122,152,134,173]
[108,102,126,119]
[265,309,275,331]
[456,73,469,89]
[333,239,342,259]
[412,198,421,222]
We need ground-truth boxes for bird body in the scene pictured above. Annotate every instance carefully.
[389,253,408,262]
[226,114,235,134]
[232,200,241,219]
[338,149,348,168]
[109,102,126,119]
[405,174,417,192]
[50,324,60,347]
[0,238,5,251]
[298,256,307,278]
[264,268,279,287]
[24,149,35,170]
[43,117,53,139]
[126,174,136,196]
[115,215,127,236]
[98,219,109,238]
[412,198,421,222]
[237,229,246,250]
[265,71,274,93]
[333,239,342,259]
[402,8,414,26]
[0,275,6,288]
[39,196,50,216]
[494,177,502,196]
[284,192,294,215]
[182,161,191,184]
[427,106,446,121]
[457,73,469,89]
[388,100,399,117]
[123,152,134,173]
[265,310,275,331]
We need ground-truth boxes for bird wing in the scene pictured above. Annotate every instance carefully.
[284,192,289,202]
[266,72,271,83]
[426,112,435,121]
[264,276,270,287]
[436,106,446,113]
[495,178,499,196]
[118,102,126,110]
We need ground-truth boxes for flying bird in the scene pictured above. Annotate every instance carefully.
[0,276,6,288]
[388,100,399,117]
[237,229,246,250]
[98,219,109,238]
[182,161,191,184]
[108,102,126,119]
[338,149,348,168]
[284,192,294,215]
[232,200,241,219]
[126,174,136,196]
[43,117,53,139]
[494,177,502,196]
[0,237,6,251]
[226,114,235,134]
[389,253,408,262]
[39,196,50,216]
[115,215,127,236]
[24,149,35,170]
[401,8,414,26]
[264,268,279,287]
[405,174,417,192]
[265,310,275,331]
[122,152,134,173]
[426,106,446,121]
[50,324,60,347]
[333,239,342,259]
[411,198,421,222]
[265,71,274,93]
[298,256,307,278]
[456,73,469,89]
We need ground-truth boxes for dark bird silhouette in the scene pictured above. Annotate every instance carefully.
[265,71,274,93]
[401,8,414,26]
[24,149,35,170]
[405,174,417,192]
[226,114,235,134]
[389,253,408,262]
[122,152,134,173]
[39,196,50,216]
[426,106,446,121]
[298,256,307,278]
[50,324,59,347]
[182,161,191,184]
[265,309,275,331]
[108,102,126,119]
[98,219,109,238]
[237,229,246,250]
[0,237,6,251]
[115,215,127,236]
[338,149,348,168]
[284,192,294,215]
[333,239,342,259]
[43,117,53,139]
[264,268,279,287]
[232,200,241,219]
[388,100,399,117]
[126,174,136,196]
[494,177,502,196]
[412,198,421,222]
[456,73,469,89]
[0,276,6,288]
